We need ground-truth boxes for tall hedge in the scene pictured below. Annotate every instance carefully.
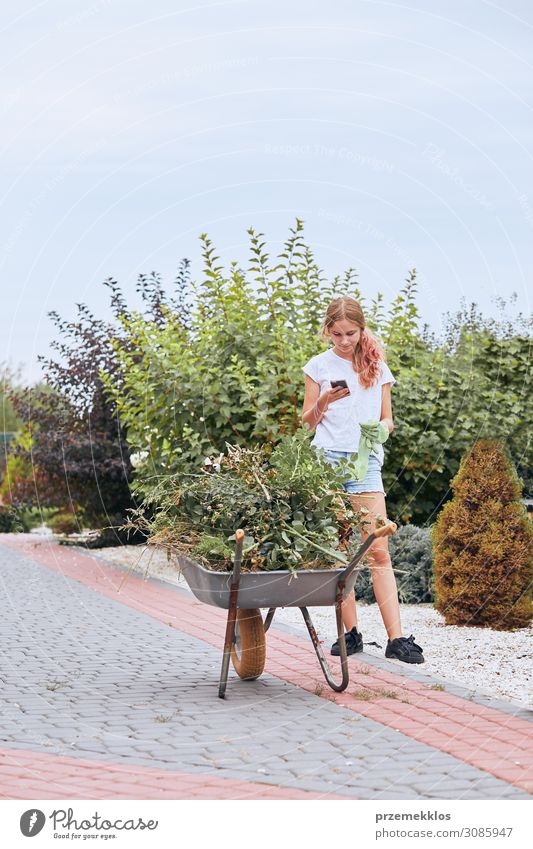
[432,439,532,630]
[4,223,531,529]
[104,224,531,524]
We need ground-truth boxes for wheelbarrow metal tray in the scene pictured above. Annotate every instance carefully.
[176,554,357,609]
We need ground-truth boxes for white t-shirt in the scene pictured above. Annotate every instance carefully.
[302,348,396,464]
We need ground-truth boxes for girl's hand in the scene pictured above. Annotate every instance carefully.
[318,386,350,413]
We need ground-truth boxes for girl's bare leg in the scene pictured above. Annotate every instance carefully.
[341,590,358,631]
[342,492,402,640]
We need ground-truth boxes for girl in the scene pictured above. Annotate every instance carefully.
[301,296,424,664]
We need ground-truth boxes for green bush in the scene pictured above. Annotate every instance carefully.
[1,364,23,432]
[0,505,55,533]
[433,439,532,630]
[104,221,348,489]
[7,222,528,531]
[386,301,532,524]
[0,436,37,505]
[0,507,17,532]
[104,223,531,527]
[47,511,81,535]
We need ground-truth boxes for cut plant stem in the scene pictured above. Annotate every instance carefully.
[290,526,348,564]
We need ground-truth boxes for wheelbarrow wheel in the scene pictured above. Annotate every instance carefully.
[231,608,266,680]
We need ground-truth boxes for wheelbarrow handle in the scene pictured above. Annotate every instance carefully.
[232,529,245,582]
[338,520,397,586]
[373,521,397,538]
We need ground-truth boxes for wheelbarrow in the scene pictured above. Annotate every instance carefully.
[177,522,396,698]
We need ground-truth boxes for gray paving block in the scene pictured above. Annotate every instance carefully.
[1,539,530,802]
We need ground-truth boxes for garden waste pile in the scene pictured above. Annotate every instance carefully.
[132,426,387,575]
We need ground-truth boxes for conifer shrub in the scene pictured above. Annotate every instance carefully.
[432,439,532,630]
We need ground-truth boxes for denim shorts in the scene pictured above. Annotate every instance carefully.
[321,449,385,495]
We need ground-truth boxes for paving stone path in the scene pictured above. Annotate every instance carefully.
[1,535,531,800]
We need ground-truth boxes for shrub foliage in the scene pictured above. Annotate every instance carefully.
[432,439,532,629]
[9,309,133,527]
[3,221,531,546]
[6,264,190,528]
[354,524,434,604]
[106,223,531,526]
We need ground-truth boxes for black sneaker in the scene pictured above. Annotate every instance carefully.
[331,626,363,657]
[385,634,424,664]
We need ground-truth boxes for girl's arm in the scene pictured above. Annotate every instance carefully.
[380,383,394,433]
[301,375,348,429]
[301,375,323,429]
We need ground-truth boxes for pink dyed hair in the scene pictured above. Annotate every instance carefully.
[319,296,384,388]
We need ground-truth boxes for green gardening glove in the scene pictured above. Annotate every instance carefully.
[352,420,390,481]
[361,420,389,447]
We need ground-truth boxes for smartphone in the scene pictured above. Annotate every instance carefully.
[331,379,349,391]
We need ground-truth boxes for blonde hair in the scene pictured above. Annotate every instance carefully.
[320,296,384,388]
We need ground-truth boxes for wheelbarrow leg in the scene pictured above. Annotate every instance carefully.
[218,530,245,699]
[264,607,276,633]
[300,522,398,694]
[300,591,349,693]
[218,584,239,699]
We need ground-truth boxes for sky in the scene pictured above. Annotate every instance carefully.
[1,0,532,381]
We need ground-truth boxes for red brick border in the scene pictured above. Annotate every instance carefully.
[0,747,345,800]
[2,536,532,795]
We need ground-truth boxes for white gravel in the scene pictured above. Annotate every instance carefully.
[93,544,532,710]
